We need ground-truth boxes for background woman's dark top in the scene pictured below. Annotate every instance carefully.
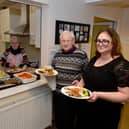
[78,56,129,129]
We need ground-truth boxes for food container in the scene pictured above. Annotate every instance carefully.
[14,72,37,83]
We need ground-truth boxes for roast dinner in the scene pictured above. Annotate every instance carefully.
[61,86,91,99]
[36,65,58,76]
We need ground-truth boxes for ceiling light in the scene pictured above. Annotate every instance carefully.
[85,0,104,3]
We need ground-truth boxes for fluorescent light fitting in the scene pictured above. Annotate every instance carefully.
[85,0,104,3]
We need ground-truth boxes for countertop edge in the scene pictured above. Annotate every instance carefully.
[0,76,48,99]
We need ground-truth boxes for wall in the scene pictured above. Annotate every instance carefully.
[19,37,40,64]
[121,43,129,60]
[120,8,129,42]
[119,8,129,60]
[40,0,124,65]
[10,9,21,31]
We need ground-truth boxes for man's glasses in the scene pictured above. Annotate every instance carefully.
[61,40,73,43]
[95,39,111,45]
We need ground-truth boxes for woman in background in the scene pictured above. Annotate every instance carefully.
[1,35,29,68]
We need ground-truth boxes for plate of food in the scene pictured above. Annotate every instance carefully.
[6,67,25,74]
[61,85,92,99]
[14,72,37,83]
[0,71,10,81]
[35,66,58,76]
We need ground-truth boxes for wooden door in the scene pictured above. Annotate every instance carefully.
[90,24,110,58]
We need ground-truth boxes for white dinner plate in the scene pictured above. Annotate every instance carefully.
[61,85,92,99]
[35,69,58,77]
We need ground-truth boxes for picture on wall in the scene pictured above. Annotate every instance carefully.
[55,20,90,44]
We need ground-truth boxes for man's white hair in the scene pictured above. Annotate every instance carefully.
[59,31,75,41]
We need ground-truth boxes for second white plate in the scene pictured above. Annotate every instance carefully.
[35,69,58,77]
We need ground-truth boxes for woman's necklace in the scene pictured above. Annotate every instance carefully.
[94,57,113,67]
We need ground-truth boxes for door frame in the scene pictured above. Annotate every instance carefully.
[90,16,117,58]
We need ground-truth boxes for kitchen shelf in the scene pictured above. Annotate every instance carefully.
[4,31,30,37]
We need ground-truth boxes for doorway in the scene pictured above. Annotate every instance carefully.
[90,16,116,58]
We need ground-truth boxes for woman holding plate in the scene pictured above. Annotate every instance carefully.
[73,28,129,129]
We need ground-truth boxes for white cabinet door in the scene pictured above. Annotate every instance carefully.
[0,8,10,42]
[0,86,52,129]
[30,6,41,48]
[0,8,10,52]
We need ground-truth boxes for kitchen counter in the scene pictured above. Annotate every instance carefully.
[0,75,52,129]
[0,75,48,99]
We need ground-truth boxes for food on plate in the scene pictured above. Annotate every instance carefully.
[17,72,33,79]
[4,78,20,84]
[0,71,7,78]
[39,66,54,75]
[64,86,90,97]
[7,67,24,73]
[45,68,54,75]
[14,72,37,83]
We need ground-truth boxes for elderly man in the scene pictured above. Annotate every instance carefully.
[52,31,88,129]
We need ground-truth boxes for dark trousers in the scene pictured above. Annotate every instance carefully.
[53,90,122,129]
[75,100,122,129]
[52,91,81,129]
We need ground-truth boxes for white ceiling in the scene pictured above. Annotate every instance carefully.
[85,0,129,8]
[1,0,129,9]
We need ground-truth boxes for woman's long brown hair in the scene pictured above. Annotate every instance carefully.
[95,28,123,58]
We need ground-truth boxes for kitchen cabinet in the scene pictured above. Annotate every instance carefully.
[0,8,10,51]
[0,77,52,129]
[29,5,41,48]
[0,7,21,52]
